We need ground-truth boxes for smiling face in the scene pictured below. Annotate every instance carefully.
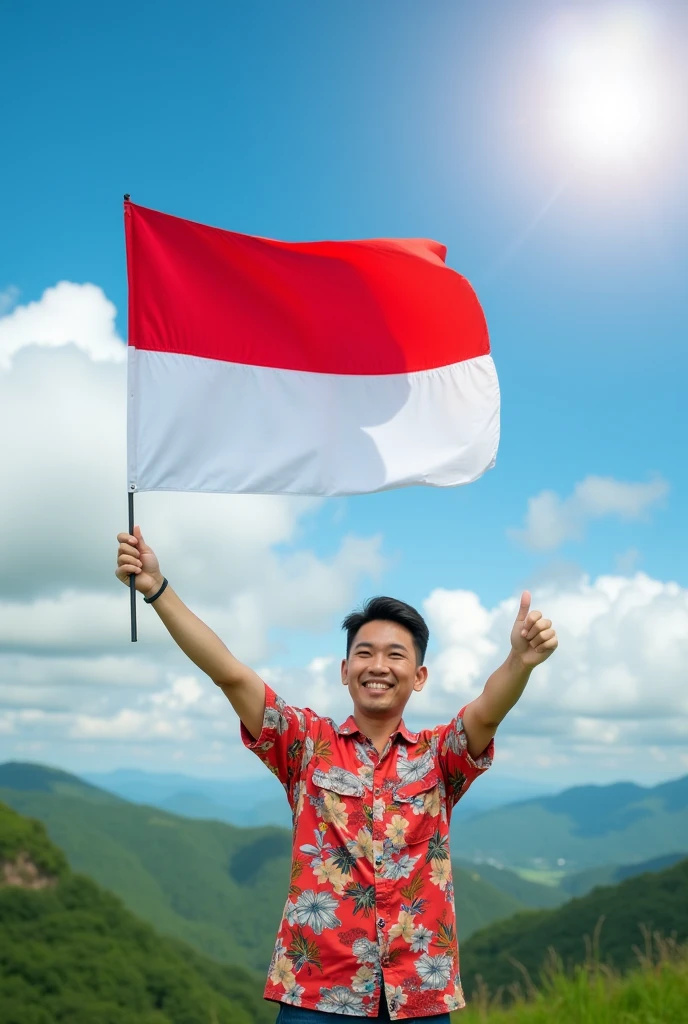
[341,619,428,719]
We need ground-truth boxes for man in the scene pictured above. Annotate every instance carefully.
[116,527,558,1022]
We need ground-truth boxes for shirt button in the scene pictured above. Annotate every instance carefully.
[377,917,384,928]
[374,787,381,796]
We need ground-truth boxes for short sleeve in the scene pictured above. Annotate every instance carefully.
[240,683,310,804]
[436,705,494,809]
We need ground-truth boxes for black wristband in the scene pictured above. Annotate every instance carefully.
[144,577,168,604]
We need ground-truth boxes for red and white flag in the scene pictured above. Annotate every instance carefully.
[125,201,500,497]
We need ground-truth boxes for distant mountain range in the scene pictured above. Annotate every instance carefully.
[0,800,274,1024]
[84,767,688,875]
[558,851,688,897]
[83,767,293,828]
[82,766,558,828]
[451,775,688,870]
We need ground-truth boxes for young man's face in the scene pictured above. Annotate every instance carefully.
[341,619,427,718]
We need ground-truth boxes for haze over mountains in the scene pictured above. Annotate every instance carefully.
[82,767,559,828]
[77,766,688,876]
[450,775,688,870]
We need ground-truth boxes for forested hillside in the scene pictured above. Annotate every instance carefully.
[460,857,688,996]
[0,802,274,1024]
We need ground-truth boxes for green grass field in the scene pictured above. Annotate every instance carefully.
[512,867,566,887]
[455,937,688,1024]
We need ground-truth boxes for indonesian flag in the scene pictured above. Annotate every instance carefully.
[125,201,499,497]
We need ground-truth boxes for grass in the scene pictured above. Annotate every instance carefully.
[455,931,688,1024]
[512,867,567,887]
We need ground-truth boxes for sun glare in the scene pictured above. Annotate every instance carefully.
[542,4,668,169]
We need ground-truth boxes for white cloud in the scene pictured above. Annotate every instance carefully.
[511,475,669,551]
[261,656,343,719]
[0,283,383,651]
[149,675,205,712]
[70,709,152,741]
[417,573,688,766]
[422,589,499,696]
[65,670,239,744]
[0,654,163,715]
[0,653,161,690]
[0,281,125,369]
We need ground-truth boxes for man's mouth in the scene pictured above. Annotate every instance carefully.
[362,681,393,690]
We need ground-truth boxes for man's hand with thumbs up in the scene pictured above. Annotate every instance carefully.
[462,590,558,759]
[510,591,558,668]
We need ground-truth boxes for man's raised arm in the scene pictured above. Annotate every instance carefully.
[462,591,558,758]
[115,525,266,740]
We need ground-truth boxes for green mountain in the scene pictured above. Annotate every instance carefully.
[560,851,688,898]
[0,761,525,970]
[451,775,688,870]
[0,760,123,803]
[0,801,274,1024]
[0,766,290,970]
[454,858,567,909]
[453,868,524,940]
[459,856,688,998]
[84,768,293,828]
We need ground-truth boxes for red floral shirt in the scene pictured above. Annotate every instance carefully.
[242,684,494,1019]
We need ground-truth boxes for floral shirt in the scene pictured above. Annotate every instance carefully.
[242,684,493,1020]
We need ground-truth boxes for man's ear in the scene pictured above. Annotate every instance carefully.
[341,658,349,686]
[413,665,428,693]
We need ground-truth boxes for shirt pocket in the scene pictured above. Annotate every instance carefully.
[311,766,367,838]
[393,773,441,845]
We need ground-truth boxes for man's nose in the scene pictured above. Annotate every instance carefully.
[369,657,389,675]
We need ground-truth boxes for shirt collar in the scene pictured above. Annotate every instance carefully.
[337,715,419,744]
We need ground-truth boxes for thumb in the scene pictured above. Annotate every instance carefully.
[515,591,531,624]
[133,524,150,552]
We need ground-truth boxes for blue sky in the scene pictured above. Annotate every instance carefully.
[1,0,686,788]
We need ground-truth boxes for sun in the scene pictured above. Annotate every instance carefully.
[543,4,668,169]
[559,66,661,165]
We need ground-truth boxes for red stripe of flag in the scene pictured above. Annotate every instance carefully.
[125,201,490,376]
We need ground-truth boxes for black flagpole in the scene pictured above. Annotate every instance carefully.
[124,193,137,643]
[128,488,137,642]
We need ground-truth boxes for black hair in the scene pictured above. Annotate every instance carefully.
[342,596,429,666]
